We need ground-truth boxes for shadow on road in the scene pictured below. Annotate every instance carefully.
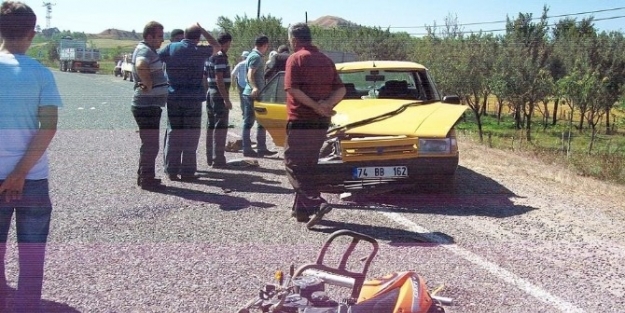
[332,166,537,219]
[310,219,455,245]
[195,169,292,195]
[150,185,276,211]
[3,287,81,312]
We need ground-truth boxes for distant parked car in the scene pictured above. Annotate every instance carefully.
[254,60,466,193]
[120,54,133,82]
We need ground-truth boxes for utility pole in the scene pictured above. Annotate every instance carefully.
[257,0,261,19]
[42,2,56,29]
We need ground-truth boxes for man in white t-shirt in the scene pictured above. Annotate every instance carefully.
[231,50,249,99]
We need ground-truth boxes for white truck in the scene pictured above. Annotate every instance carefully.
[58,37,101,73]
[120,54,134,81]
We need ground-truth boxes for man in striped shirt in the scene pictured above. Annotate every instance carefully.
[204,33,233,168]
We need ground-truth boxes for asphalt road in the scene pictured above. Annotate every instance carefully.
[3,71,624,312]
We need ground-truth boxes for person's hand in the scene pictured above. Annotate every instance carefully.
[0,171,26,203]
[315,101,336,117]
[251,87,260,99]
[225,99,233,110]
[138,83,152,93]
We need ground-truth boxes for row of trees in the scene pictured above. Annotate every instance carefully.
[217,9,625,148]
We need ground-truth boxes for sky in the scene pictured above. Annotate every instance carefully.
[26,0,625,36]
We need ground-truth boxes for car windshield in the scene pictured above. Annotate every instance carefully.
[339,69,441,101]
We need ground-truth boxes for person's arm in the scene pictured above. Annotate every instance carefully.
[135,57,153,92]
[195,23,220,55]
[318,68,346,110]
[215,71,232,109]
[247,64,260,98]
[320,86,346,108]
[0,106,58,202]
[230,62,240,78]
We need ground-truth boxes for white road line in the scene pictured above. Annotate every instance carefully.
[381,212,585,313]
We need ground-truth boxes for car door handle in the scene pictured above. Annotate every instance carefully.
[254,107,267,113]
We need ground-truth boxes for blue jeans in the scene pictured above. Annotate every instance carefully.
[0,179,52,313]
[164,99,202,177]
[240,95,267,152]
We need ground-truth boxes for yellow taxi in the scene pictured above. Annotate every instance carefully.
[255,60,467,193]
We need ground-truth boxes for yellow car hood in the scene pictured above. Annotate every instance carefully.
[330,99,468,137]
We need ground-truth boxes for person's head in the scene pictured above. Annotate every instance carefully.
[142,21,164,50]
[170,28,184,42]
[0,1,36,46]
[288,23,312,49]
[254,35,270,54]
[184,24,202,41]
[217,32,232,52]
[277,44,289,54]
[240,50,250,61]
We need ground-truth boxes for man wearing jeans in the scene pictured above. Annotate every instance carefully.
[241,35,277,157]
[0,2,63,311]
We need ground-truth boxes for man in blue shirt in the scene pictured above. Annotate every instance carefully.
[159,23,220,181]
[241,35,277,157]
[0,2,63,311]
[231,50,249,100]
[204,33,233,167]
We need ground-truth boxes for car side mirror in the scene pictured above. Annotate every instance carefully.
[442,95,461,104]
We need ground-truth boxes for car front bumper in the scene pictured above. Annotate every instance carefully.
[315,156,459,193]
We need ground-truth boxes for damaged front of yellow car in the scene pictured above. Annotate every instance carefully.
[253,60,468,193]
[317,99,467,193]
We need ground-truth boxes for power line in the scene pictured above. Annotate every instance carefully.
[358,6,625,30]
[398,15,625,37]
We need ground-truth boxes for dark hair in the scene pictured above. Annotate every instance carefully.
[288,23,312,43]
[277,44,289,53]
[170,28,184,39]
[254,35,269,47]
[0,1,36,40]
[142,21,164,40]
[217,32,232,45]
[185,26,202,40]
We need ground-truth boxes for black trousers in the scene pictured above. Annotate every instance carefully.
[206,89,230,165]
[284,119,330,215]
[131,106,162,179]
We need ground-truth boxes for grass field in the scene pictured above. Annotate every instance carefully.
[458,109,625,185]
[90,38,138,50]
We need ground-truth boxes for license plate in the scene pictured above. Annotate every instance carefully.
[353,166,408,179]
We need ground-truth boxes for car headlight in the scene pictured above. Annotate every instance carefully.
[418,138,451,154]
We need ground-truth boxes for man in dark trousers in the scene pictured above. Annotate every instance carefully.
[131,21,168,190]
[204,33,233,168]
[283,23,346,223]
[158,23,220,181]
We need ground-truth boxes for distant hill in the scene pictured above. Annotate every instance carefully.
[90,28,141,40]
[309,15,359,28]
